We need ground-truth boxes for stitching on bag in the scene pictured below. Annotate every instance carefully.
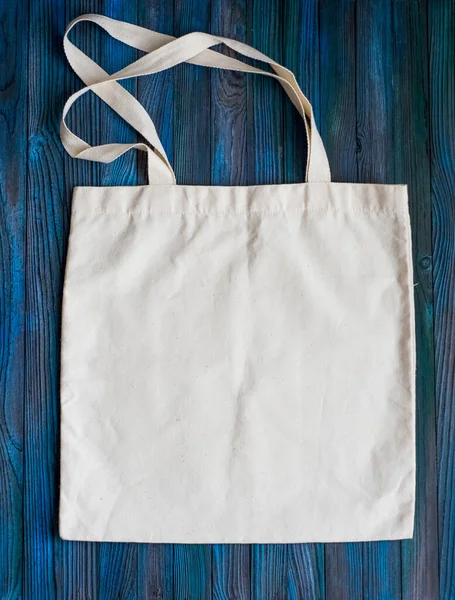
[71,209,403,217]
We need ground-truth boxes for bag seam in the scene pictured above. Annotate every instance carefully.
[70,209,405,217]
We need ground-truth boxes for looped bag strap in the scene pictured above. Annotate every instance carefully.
[61,14,331,184]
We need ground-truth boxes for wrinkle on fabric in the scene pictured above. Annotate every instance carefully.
[60,182,416,543]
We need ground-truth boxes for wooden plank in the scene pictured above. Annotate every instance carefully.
[247,0,286,594]
[429,1,455,598]
[55,541,98,600]
[63,8,102,217]
[319,0,357,184]
[251,544,286,600]
[287,544,325,600]
[94,2,140,597]
[213,545,250,600]
[173,0,212,597]
[0,1,27,597]
[57,3,103,597]
[210,0,251,595]
[136,2,175,597]
[283,0,318,183]
[139,545,174,600]
[174,0,212,186]
[325,544,362,600]
[246,0,284,185]
[25,0,70,596]
[283,2,324,598]
[137,2,175,184]
[319,1,363,598]
[211,0,248,186]
[356,0,394,183]
[98,0,139,186]
[99,544,137,600]
[355,1,402,597]
[174,545,212,600]
[391,2,439,599]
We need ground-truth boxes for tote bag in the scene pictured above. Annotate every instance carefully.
[59,14,416,543]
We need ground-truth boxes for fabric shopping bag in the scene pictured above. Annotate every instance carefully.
[59,14,416,543]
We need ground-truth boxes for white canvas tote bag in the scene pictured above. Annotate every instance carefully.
[59,14,416,543]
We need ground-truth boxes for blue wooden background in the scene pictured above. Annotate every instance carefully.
[0,0,452,597]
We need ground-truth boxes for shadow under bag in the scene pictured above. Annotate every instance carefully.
[59,14,416,543]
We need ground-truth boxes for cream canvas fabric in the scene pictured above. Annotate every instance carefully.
[59,14,416,543]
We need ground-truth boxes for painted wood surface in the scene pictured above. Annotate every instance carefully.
[0,0,452,597]
[0,1,27,598]
[430,3,455,600]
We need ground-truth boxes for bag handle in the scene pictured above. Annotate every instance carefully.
[61,14,331,184]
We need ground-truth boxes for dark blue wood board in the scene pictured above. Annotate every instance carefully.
[430,2,455,600]
[25,0,69,595]
[0,0,451,597]
[0,2,27,598]
[136,4,175,597]
[283,2,325,598]
[391,3,439,599]
[356,1,401,596]
[210,0,251,597]
[60,3,103,598]
[96,3,140,599]
[319,2,364,599]
[173,0,213,598]
[245,0,287,597]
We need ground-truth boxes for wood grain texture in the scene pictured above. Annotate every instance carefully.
[251,544,286,600]
[246,2,285,596]
[172,0,213,597]
[212,544,250,600]
[137,0,175,185]
[287,544,325,600]
[246,0,283,185]
[25,0,68,596]
[282,0,316,184]
[430,2,455,599]
[174,545,212,600]
[173,0,212,186]
[1,0,450,597]
[356,1,402,597]
[319,0,357,184]
[319,2,364,599]
[99,543,137,600]
[139,544,174,600]
[99,0,139,186]
[136,4,175,598]
[210,1,250,595]
[96,2,140,598]
[392,2,439,599]
[283,2,325,598]
[325,544,363,600]
[211,0,248,186]
[59,4,103,598]
[0,2,27,598]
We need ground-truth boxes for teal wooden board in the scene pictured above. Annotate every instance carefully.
[431,3,455,600]
[0,0,450,596]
